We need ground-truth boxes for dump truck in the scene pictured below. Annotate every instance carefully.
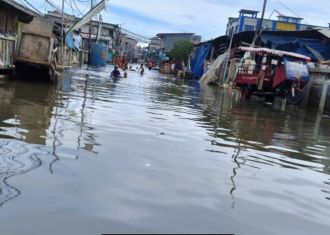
[15,17,59,82]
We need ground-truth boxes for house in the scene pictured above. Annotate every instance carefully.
[156,33,202,53]
[191,29,330,79]
[148,37,162,53]
[0,0,36,74]
[121,34,138,62]
[45,11,121,51]
[226,9,329,36]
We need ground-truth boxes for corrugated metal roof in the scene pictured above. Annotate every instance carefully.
[316,28,330,39]
[1,0,39,17]
[238,47,311,61]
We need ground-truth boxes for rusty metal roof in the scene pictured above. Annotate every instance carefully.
[238,46,311,61]
[0,0,39,23]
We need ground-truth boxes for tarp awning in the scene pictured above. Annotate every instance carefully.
[191,43,212,78]
[261,34,330,61]
[238,46,311,61]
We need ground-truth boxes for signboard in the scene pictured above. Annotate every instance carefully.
[66,0,106,33]
[284,59,309,81]
[276,22,297,31]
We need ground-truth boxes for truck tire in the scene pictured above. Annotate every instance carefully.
[287,89,303,105]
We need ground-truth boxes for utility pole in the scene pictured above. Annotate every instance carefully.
[88,0,93,63]
[256,0,268,43]
[61,0,65,66]
[220,26,234,86]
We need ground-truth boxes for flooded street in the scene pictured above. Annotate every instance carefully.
[0,66,330,234]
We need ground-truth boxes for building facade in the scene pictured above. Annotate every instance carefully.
[121,34,138,62]
[156,33,202,53]
[148,37,162,53]
[0,0,35,71]
[46,11,121,51]
[226,9,327,36]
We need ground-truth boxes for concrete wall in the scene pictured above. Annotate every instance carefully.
[305,68,330,115]
[66,49,88,66]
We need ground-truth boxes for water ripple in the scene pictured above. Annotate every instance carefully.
[0,139,49,207]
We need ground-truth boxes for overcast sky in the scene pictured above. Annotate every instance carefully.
[18,0,330,41]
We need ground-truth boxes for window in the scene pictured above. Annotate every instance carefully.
[244,25,255,31]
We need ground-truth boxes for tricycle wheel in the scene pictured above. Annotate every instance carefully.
[287,89,303,105]
[265,95,274,103]
[241,87,251,100]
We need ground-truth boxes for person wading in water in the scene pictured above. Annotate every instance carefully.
[138,64,145,76]
[111,66,121,78]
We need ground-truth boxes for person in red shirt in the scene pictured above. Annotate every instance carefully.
[147,60,153,70]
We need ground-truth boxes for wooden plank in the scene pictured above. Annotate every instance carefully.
[318,78,330,114]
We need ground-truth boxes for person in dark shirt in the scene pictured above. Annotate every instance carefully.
[138,64,144,75]
[111,66,121,78]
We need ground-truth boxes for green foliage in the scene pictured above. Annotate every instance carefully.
[169,40,194,62]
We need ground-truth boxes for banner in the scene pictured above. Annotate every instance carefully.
[276,22,297,31]
[66,0,106,33]
[284,58,309,81]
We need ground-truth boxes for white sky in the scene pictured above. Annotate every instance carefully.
[18,0,330,41]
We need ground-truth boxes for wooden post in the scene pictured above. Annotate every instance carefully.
[61,0,65,66]
[79,51,83,67]
[210,46,215,60]
[318,77,329,114]
[303,72,314,108]
[281,98,287,111]
[69,49,72,67]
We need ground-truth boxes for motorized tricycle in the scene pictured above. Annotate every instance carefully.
[234,46,311,105]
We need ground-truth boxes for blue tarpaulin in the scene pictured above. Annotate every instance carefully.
[261,34,330,61]
[191,43,211,78]
[65,33,74,49]
[65,33,81,50]
[284,58,309,82]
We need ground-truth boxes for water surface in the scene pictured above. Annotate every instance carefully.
[0,66,329,234]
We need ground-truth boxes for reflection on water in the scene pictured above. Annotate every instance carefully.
[0,66,330,234]
[0,81,55,144]
[0,139,50,206]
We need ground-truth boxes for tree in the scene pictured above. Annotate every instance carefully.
[169,40,193,64]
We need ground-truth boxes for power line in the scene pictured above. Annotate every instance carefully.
[18,0,44,15]
[44,0,61,11]
[274,0,311,24]
[65,0,79,16]
[71,0,85,16]
[274,0,300,17]
[121,27,151,41]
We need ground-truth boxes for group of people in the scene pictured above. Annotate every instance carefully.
[111,64,145,79]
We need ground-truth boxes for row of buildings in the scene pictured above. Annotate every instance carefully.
[145,9,330,64]
[1,0,201,69]
[226,9,322,36]
[191,9,330,78]
[45,10,143,63]
[0,0,143,73]
[147,33,201,63]
[191,9,330,114]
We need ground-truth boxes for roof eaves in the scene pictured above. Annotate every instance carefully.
[2,0,40,17]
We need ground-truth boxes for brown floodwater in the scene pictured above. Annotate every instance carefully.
[0,66,329,234]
